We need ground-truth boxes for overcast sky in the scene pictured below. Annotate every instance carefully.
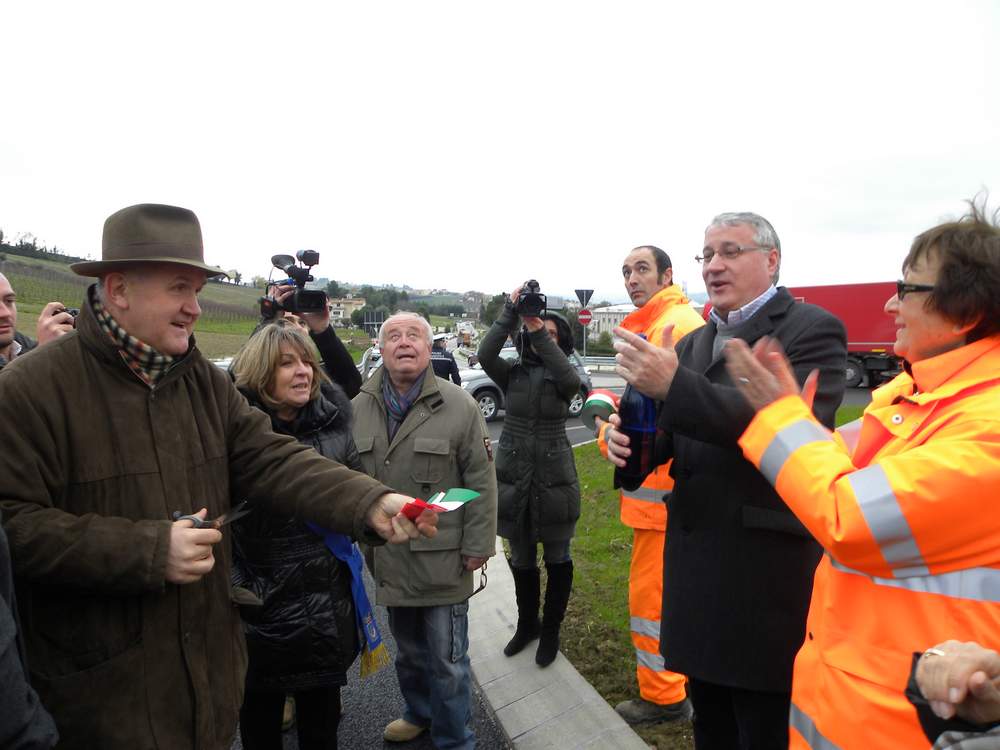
[2,0,998,304]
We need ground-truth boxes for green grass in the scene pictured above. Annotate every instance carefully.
[563,403,864,749]
[836,405,865,426]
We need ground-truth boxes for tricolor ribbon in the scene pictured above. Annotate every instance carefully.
[401,487,481,521]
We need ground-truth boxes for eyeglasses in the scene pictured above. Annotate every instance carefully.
[896,281,936,300]
[695,244,772,265]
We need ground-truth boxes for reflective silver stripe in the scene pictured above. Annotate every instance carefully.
[622,487,666,503]
[837,418,863,454]
[759,420,833,485]
[630,616,661,640]
[847,465,930,577]
[829,556,1000,603]
[635,647,666,672]
[789,702,842,750]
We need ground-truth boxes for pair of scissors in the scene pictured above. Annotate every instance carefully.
[172,500,254,529]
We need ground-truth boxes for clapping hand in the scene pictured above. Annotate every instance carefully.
[724,337,818,411]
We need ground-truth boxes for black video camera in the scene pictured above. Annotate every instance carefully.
[515,280,547,318]
[260,250,328,316]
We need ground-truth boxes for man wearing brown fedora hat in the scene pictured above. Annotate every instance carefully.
[0,203,438,750]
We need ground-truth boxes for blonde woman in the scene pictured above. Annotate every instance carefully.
[229,319,368,750]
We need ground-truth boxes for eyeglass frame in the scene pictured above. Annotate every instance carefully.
[695,244,773,265]
[896,281,936,300]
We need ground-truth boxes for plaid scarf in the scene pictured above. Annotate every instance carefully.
[90,289,177,388]
[382,369,426,442]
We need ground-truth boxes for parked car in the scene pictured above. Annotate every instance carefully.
[461,347,592,422]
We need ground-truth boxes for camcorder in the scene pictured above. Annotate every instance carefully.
[259,250,328,316]
[515,280,547,317]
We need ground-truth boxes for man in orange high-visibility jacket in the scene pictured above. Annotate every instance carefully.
[728,201,1000,749]
[597,245,704,725]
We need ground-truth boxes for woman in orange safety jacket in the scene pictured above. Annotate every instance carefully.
[725,199,1000,750]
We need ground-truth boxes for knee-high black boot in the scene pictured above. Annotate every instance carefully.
[504,565,541,656]
[536,560,573,667]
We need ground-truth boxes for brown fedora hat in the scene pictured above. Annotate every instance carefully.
[70,203,228,278]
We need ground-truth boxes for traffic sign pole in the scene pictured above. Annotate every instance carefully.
[577,308,593,359]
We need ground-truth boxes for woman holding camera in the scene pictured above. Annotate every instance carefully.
[478,283,581,667]
[229,319,367,750]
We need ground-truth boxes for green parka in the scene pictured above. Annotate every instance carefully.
[352,367,498,607]
[0,295,393,750]
[478,306,581,542]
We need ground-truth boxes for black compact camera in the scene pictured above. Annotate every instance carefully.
[259,250,328,316]
[58,307,79,328]
[515,280,547,318]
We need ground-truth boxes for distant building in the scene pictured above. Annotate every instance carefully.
[545,294,567,311]
[590,303,635,340]
[328,295,366,322]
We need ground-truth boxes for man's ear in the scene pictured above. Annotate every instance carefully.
[662,267,674,287]
[102,272,131,311]
[766,248,780,278]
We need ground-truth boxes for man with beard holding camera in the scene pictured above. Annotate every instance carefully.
[0,272,75,371]
[0,203,438,750]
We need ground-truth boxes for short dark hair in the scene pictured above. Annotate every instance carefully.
[632,245,672,276]
[904,195,1000,344]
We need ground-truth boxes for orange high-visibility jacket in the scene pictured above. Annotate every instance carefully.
[739,335,1000,750]
[598,285,705,530]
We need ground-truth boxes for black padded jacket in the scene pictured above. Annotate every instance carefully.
[231,382,363,690]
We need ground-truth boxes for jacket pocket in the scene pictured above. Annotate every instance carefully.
[410,437,451,487]
[33,641,154,749]
[355,435,376,477]
[741,505,812,539]
[542,443,577,487]
[408,526,465,589]
[495,435,528,487]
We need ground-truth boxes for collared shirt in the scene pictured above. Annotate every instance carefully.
[1,339,23,366]
[0,333,35,370]
[90,290,177,388]
[710,284,778,331]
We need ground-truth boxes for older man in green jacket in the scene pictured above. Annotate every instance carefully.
[353,312,498,750]
[0,204,436,750]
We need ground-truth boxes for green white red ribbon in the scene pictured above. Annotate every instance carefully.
[401,487,481,520]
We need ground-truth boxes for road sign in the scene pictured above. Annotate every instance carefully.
[577,308,593,326]
[575,289,594,307]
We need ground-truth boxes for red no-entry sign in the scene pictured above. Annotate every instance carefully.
[577,308,593,326]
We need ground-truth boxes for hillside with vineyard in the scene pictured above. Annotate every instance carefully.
[0,247,262,358]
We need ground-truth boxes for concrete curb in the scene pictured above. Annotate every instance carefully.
[468,538,648,749]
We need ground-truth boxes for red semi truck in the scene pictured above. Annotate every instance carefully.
[787,281,899,387]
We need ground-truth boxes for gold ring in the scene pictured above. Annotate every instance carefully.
[923,648,947,658]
